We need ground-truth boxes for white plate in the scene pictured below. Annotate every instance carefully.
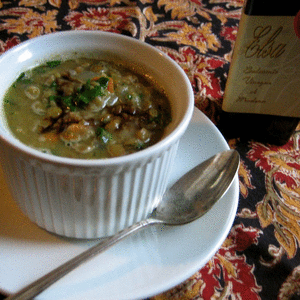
[0,108,239,300]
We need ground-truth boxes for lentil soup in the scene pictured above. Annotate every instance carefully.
[4,58,171,159]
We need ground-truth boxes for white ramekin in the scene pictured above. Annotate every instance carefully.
[0,31,194,239]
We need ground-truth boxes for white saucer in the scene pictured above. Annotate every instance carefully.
[0,108,239,300]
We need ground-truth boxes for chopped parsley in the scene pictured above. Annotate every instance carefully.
[13,72,32,86]
[17,72,25,81]
[46,60,61,68]
[96,127,112,144]
[51,76,110,111]
[135,141,146,150]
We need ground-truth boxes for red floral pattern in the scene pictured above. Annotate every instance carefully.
[247,136,300,260]
[65,8,132,33]
[200,224,262,300]
[0,36,20,53]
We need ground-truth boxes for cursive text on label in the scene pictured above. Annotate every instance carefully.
[245,26,286,58]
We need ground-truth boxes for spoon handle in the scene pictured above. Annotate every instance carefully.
[7,218,157,300]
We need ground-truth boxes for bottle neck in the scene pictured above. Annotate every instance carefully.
[244,0,300,16]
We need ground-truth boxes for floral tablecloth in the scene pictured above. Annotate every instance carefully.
[0,0,300,299]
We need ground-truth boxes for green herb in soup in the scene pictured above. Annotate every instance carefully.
[4,58,172,159]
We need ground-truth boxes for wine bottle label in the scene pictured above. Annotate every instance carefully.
[223,13,300,117]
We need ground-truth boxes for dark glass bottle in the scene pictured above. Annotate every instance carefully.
[218,0,300,145]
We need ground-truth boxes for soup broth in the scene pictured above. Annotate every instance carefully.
[4,58,171,159]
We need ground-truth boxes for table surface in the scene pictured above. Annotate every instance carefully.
[0,0,300,299]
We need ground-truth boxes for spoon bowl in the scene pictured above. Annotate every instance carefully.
[152,149,240,224]
[7,149,240,300]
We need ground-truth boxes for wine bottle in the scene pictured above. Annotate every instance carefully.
[218,0,300,145]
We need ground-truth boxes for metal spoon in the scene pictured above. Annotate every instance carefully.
[7,149,240,300]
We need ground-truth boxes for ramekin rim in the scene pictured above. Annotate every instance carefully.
[0,30,194,167]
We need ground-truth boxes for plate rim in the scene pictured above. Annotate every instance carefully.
[0,108,239,299]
